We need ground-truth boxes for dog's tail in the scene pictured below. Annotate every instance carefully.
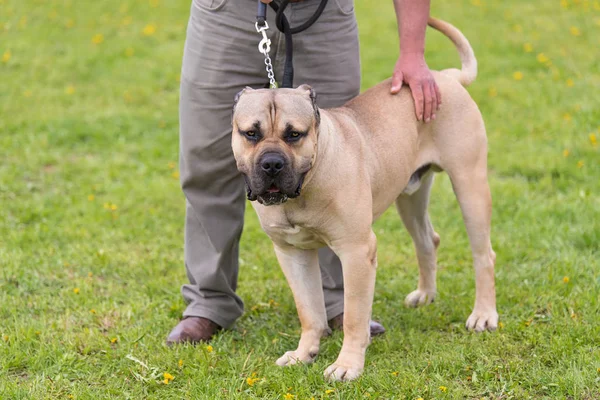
[428,17,477,87]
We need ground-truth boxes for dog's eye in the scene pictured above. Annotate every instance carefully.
[285,131,305,142]
[242,130,260,141]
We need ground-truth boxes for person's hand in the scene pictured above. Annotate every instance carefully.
[390,53,441,123]
[260,0,272,3]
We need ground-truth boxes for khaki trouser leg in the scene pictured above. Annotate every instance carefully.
[179,0,360,327]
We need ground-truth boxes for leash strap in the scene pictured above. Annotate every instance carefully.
[256,0,328,88]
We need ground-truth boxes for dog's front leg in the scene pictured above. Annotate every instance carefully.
[324,231,378,382]
[273,244,330,366]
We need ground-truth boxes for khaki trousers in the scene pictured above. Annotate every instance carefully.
[179,0,360,328]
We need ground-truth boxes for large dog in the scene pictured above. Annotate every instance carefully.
[231,18,497,381]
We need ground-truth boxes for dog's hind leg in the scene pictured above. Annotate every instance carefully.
[396,172,441,307]
[447,163,498,332]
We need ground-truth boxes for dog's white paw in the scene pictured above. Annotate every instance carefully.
[465,309,498,332]
[404,289,436,307]
[324,362,363,382]
[276,349,318,366]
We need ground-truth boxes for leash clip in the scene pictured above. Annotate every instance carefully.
[255,21,271,55]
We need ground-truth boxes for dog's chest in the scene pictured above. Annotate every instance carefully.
[265,221,324,250]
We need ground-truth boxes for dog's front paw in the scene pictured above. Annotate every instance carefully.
[324,360,364,382]
[404,289,436,307]
[276,349,318,366]
[465,308,498,332]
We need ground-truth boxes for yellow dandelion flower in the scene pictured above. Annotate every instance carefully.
[73,288,80,294]
[471,0,482,6]
[577,160,584,168]
[391,371,399,376]
[597,367,600,373]
[91,34,104,44]
[499,321,505,329]
[206,345,213,352]
[569,26,581,36]
[88,194,94,201]
[589,133,597,146]
[325,389,335,394]
[164,372,174,381]
[563,149,570,158]
[88,272,93,277]
[563,276,570,283]
[439,386,448,392]
[23,90,32,97]
[2,50,11,63]
[536,53,549,63]
[163,378,169,384]
[283,394,294,400]
[560,0,569,8]
[125,47,135,57]
[90,309,96,314]
[2,335,9,342]
[523,43,533,53]
[111,337,118,343]
[488,87,497,97]
[110,204,117,211]
[566,78,574,87]
[178,359,183,368]
[142,24,156,36]
[172,171,180,179]
[513,71,523,81]
[150,0,160,7]
[246,377,260,386]
[594,1,600,10]
[417,398,424,400]
[65,85,76,95]
[35,331,41,335]
[563,113,572,121]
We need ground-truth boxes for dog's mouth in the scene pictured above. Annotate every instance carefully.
[244,173,306,206]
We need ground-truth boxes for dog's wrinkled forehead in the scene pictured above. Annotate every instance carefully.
[233,85,320,130]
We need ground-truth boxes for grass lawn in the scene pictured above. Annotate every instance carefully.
[1,0,599,398]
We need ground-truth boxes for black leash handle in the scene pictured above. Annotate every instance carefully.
[256,0,328,88]
[257,1,267,27]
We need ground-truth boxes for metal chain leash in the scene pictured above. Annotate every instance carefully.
[255,21,278,89]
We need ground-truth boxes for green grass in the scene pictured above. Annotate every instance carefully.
[1,0,599,398]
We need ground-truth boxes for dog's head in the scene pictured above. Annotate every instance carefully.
[231,84,320,206]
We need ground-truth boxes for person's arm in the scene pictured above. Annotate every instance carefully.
[391,0,441,123]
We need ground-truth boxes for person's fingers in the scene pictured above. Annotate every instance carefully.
[410,82,424,121]
[422,82,433,122]
[433,80,442,109]
[390,72,404,94]
[430,81,438,120]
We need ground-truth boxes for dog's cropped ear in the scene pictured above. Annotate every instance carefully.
[232,86,253,117]
[297,84,320,127]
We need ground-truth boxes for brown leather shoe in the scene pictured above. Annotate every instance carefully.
[166,317,221,345]
[328,313,386,337]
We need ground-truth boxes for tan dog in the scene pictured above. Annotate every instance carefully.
[231,18,497,381]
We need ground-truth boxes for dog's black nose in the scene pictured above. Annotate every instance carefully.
[260,153,285,177]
